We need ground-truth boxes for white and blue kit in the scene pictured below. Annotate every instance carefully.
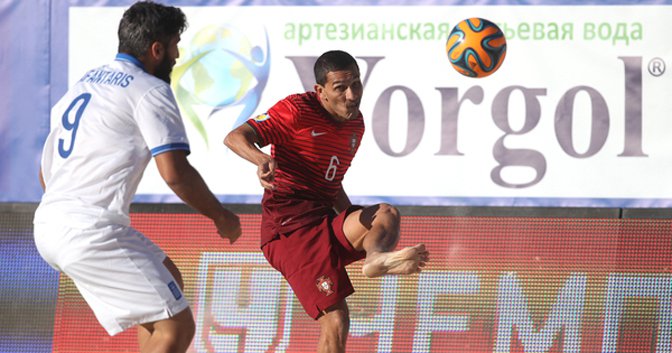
[34,53,190,335]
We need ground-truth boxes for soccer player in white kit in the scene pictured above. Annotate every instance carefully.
[32,2,241,352]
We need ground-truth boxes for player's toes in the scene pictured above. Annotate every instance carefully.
[412,243,426,252]
[418,252,429,262]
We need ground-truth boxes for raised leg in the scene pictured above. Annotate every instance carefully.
[343,203,429,278]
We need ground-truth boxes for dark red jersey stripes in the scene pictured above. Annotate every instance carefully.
[247,91,364,246]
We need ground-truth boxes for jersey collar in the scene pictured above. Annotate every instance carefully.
[115,53,146,72]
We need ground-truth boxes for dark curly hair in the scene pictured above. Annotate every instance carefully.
[117,1,187,58]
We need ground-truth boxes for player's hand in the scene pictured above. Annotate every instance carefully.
[215,210,242,244]
[257,158,277,190]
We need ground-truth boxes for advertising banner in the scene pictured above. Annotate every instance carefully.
[66,4,672,207]
[3,1,670,205]
[51,212,672,352]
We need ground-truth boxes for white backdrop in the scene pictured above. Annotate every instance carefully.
[68,5,672,206]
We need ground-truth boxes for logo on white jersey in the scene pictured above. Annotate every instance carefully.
[167,281,183,300]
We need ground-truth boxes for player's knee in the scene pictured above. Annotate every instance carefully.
[319,302,350,334]
[158,309,195,349]
[319,307,350,333]
[176,310,196,340]
[377,203,400,225]
[181,318,196,342]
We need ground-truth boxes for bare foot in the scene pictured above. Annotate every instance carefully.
[362,243,429,278]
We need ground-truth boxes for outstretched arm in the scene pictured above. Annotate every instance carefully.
[224,123,276,191]
[155,150,241,243]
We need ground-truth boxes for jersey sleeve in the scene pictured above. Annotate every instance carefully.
[135,84,190,156]
[246,97,297,147]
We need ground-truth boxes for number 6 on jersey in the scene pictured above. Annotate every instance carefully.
[325,155,340,181]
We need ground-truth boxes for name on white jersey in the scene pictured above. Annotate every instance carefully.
[79,69,134,88]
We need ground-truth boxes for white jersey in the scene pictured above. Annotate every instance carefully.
[34,53,189,228]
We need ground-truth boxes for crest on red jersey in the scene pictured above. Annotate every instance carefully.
[316,275,334,296]
[350,133,358,154]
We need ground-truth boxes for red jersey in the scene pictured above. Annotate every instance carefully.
[247,91,364,246]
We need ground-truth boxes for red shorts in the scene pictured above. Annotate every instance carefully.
[261,206,366,319]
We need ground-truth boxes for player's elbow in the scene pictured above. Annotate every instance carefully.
[224,128,248,151]
[224,123,258,152]
[155,151,193,188]
[161,170,187,188]
[223,131,237,150]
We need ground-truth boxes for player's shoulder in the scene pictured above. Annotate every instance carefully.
[281,91,318,108]
[270,92,316,118]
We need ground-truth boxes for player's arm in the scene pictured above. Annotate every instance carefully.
[38,167,45,191]
[333,184,352,214]
[154,150,242,243]
[224,123,276,190]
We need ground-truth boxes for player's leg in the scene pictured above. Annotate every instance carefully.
[138,326,151,351]
[316,300,350,353]
[262,217,357,353]
[49,224,193,350]
[138,257,193,352]
[138,308,195,353]
[342,203,400,251]
[342,203,429,277]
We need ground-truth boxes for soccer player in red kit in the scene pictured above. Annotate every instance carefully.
[224,50,429,353]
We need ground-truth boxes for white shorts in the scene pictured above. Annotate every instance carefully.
[33,222,189,335]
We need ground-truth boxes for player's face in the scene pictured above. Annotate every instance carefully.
[155,35,180,84]
[316,66,363,121]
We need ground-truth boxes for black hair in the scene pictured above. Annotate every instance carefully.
[117,1,187,58]
[313,50,359,85]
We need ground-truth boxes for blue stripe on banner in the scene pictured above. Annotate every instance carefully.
[133,193,672,208]
[63,0,672,5]
[150,143,190,156]
[135,193,264,204]
[349,196,672,208]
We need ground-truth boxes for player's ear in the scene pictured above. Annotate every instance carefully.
[314,83,326,100]
[149,41,164,61]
